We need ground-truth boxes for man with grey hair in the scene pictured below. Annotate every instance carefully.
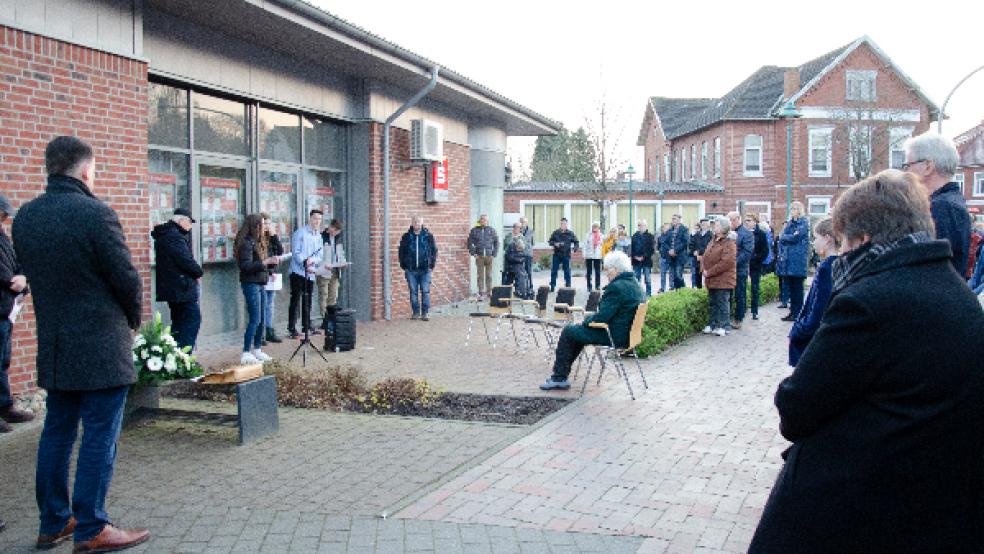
[151,207,204,350]
[399,216,438,320]
[904,132,971,275]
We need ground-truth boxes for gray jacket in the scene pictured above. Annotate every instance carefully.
[13,175,142,391]
[468,224,499,257]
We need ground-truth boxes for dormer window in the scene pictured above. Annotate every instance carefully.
[846,70,877,102]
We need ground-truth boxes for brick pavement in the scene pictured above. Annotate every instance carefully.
[396,303,793,553]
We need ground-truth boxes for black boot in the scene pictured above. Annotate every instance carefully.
[265,327,283,343]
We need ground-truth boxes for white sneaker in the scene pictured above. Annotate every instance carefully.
[240,352,260,364]
[702,326,712,334]
[252,349,272,362]
[713,328,726,337]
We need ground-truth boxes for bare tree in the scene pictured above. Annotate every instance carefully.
[582,94,628,231]
[830,100,912,182]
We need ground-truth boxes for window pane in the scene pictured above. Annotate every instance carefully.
[148,150,190,227]
[199,165,246,263]
[258,108,301,163]
[571,205,591,240]
[304,117,346,168]
[259,170,298,251]
[745,150,760,172]
[746,135,762,148]
[193,93,247,155]
[304,169,343,223]
[149,83,188,148]
[543,205,565,240]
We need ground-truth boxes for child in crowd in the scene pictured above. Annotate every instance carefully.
[787,217,840,366]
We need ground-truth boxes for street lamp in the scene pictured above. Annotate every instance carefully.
[778,100,801,220]
[626,163,636,232]
[938,64,984,134]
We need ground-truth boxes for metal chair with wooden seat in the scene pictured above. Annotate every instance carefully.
[465,285,519,349]
[568,290,602,322]
[581,303,649,399]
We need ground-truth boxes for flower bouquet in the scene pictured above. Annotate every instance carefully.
[132,312,204,385]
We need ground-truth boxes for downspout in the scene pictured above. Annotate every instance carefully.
[383,65,439,320]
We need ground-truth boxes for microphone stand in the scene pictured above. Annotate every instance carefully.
[289,250,329,367]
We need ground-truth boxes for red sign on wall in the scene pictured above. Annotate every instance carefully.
[426,157,449,202]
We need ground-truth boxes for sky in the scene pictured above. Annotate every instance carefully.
[316,0,984,181]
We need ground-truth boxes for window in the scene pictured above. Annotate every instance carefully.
[808,127,833,177]
[713,137,721,178]
[701,141,708,179]
[148,83,188,148]
[571,204,601,239]
[744,135,763,176]
[663,153,670,182]
[975,172,984,197]
[807,197,832,228]
[192,92,248,155]
[955,173,965,194]
[849,125,873,178]
[888,127,913,170]
[679,149,685,181]
[258,107,301,164]
[846,70,877,102]
[523,203,565,245]
[690,145,696,180]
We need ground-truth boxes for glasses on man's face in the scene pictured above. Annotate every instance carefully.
[901,159,927,171]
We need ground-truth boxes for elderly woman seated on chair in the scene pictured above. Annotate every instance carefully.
[540,250,646,390]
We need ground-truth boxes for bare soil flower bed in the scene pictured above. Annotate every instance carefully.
[162,363,572,425]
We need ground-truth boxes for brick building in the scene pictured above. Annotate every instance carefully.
[0,0,558,397]
[954,120,984,224]
[637,36,939,227]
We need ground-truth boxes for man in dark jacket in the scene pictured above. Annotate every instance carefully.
[691,219,712,289]
[750,170,984,554]
[631,220,656,296]
[540,251,645,390]
[547,218,578,291]
[668,214,689,290]
[903,132,971,276]
[151,208,203,351]
[748,215,770,320]
[728,211,754,328]
[0,194,34,434]
[14,137,149,551]
[399,216,438,320]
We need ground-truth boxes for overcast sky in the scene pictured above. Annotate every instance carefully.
[318,0,984,180]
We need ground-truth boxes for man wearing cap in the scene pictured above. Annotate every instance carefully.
[151,207,204,351]
[0,194,35,434]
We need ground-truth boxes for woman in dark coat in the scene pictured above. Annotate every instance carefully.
[750,170,984,553]
[777,202,810,321]
[261,214,287,344]
[235,214,278,364]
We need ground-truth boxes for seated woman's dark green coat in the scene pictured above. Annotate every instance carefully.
[567,271,646,348]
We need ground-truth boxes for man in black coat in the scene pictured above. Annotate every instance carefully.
[547,218,578,291]
[13,137,149,552]
[0,194,34,434]
[398,216,438,320]
[631,220,655,296]
[750,170,984,553]
[668,214,689,290]
[151,208,203,351]
[691,219,712,289]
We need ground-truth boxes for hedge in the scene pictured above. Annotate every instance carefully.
[637,273,780,358]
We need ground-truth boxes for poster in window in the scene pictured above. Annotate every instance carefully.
[260,181,294,250]
[200,177,240,262]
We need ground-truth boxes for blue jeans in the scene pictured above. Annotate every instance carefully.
[750,268,762,316]
[550,255,571,289]
[524,256,533,291]
[241,283,266,352]
[779,275,790,304]
[405,269,432,316]
[658,258,670,291]
[168,300,201,352]
[734,271,748,321]
[671,255,686,289]
[264,290,276,331]
[0,319,12,410]
[634,264,652,296]
[36,386,129,542]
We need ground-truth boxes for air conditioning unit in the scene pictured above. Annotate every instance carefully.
[411,119,443,161]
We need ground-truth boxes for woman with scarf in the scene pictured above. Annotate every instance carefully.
[750,170,984,553]
[582,222,604,290]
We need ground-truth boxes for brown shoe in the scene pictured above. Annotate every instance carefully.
[73,525,149,553]
[36,516,76,549]
[1,406,35,424]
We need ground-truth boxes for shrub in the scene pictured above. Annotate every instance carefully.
[357,378,443,413]
[538,254,551,268]
[635,273,779,358]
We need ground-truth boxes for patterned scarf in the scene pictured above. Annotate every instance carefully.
[592,229,601,249]
[831,231,932,294]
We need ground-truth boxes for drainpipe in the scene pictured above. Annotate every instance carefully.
[383,66,439,320]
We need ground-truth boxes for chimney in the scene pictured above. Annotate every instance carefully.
[783,69,801,99]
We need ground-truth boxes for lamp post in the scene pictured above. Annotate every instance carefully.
[778,100,801,220]
[938,64,984,134]
[626,163,636,232]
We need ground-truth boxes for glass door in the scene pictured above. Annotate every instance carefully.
[196,160,249,336]
[258,166,299,330]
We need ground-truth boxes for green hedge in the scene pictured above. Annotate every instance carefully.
[636,273,780,358]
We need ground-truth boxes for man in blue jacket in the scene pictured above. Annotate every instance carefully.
[151,208,204,351]
[399,216,438,321]
[668,214,690,290]
[904,132,971,276]
[729,211,754,329]
[631,221,656,296]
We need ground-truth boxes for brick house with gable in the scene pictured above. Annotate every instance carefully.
[638,36,940,226]
[954,120,984,224]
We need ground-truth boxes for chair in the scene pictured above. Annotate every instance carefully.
[551,287,578,322]
[465,285,519,349]
[568,290,602,322]
[581,303,649,399]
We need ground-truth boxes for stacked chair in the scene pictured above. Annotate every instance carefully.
[465,285,522,349]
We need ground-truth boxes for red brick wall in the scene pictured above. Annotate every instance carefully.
[367,123,472,319]
[0,26,150,396]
